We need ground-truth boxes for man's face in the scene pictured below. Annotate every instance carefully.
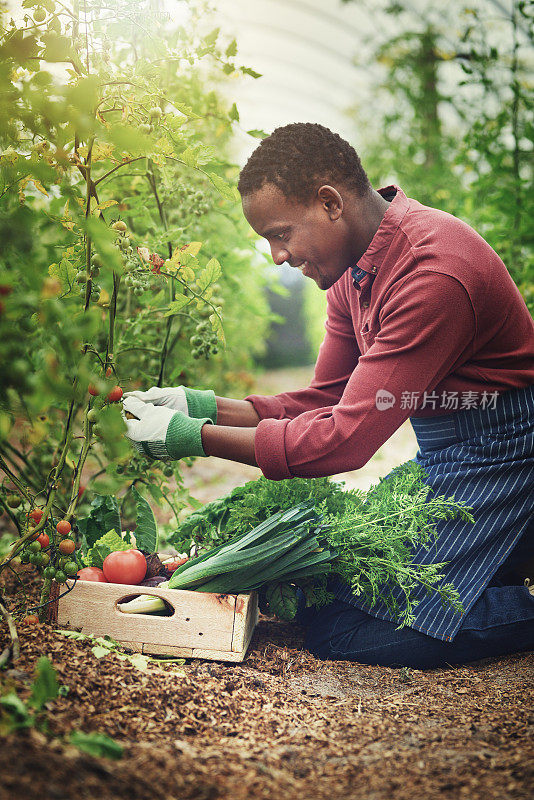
[241,183,356,291]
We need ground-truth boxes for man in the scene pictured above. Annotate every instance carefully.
[124,123,534,668]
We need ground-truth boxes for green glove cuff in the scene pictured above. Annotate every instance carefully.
[183,387,217,423]
[165,413,212,460]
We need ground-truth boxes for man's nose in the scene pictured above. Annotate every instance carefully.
[271,245,290,266]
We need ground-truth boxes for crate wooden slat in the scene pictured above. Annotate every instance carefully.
[57,580,258,662]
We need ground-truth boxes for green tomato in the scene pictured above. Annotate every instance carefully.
[33,7,47,22]
[20,551,30,564]
[87,408,99,423]
[149,107,162,120]
[55,570,67,584]
[40,552,50,566]
[29,540,42,553]
[44,566,56,579]
[6,494,21,509]
[64,561,78,576]
[29,552,42,566]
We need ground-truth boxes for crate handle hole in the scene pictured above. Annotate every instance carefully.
[115,594,176,617]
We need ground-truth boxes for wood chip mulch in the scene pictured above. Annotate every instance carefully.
[0,568,533,800]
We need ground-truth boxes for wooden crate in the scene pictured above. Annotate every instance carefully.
[57,580,258,662]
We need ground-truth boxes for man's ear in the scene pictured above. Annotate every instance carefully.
[317,185,343,220]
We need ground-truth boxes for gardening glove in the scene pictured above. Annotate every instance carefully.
[122,395,212,462]
[123,385,217,424]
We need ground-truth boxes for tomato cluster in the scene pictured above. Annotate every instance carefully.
[18,515,80,584]
[172,183,211,218]
[190,319,220,360]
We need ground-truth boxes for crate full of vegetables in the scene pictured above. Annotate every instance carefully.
[54,486,261,661]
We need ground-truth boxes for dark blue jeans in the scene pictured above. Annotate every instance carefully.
[296,584,534,669]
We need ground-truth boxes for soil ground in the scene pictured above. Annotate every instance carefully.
[1,367,532,800]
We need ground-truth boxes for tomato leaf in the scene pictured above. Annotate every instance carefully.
[163,294,191,317]
[226,39,237,58]
[69,730,123,760]
[206,172,239,202]
[0,693,32,729]
[197,258,222,292]
[29,657,59,711]
[127,653,149,672]
[131,486,158,553]
[91,645,111,659]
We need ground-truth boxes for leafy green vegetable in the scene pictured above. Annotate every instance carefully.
[77,495,122,549]
[168,475,349,552]
[130,486,158,553]
[168,505,336,594]
[168,461,474,626]
[84,529,133,569]
[263,583,299,621]
[322,461,472,626]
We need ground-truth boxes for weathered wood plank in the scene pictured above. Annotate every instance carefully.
[57,580,258,662]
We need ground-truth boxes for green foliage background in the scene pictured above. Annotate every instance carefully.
[0,0,272,588]
[306,0,533,355]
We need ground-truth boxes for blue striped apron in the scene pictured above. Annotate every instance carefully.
[332,383,534,642]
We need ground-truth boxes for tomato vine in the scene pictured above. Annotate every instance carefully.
[0,0,272,621]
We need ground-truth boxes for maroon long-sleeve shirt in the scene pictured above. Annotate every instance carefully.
[246,186,534,480]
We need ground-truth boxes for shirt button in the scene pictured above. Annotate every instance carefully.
[362,301,370,309]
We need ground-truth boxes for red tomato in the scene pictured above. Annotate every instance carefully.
[102,549,147,584]
[88,384,99,396]
[76,567,107,582]
[107,385,123,402]
[36,533,49,548]
[59,539,75,555]
[29,509,43,524]
[56,520,71,536]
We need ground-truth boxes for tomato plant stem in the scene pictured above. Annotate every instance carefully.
[38,577,52,623]
[0,454,32,506]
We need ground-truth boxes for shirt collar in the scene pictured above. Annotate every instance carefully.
[351,185,410,287]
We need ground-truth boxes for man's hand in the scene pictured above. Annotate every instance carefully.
[122,396,212,462]
[123,385,217,423]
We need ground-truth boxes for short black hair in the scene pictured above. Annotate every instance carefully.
[238,122,371,203]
